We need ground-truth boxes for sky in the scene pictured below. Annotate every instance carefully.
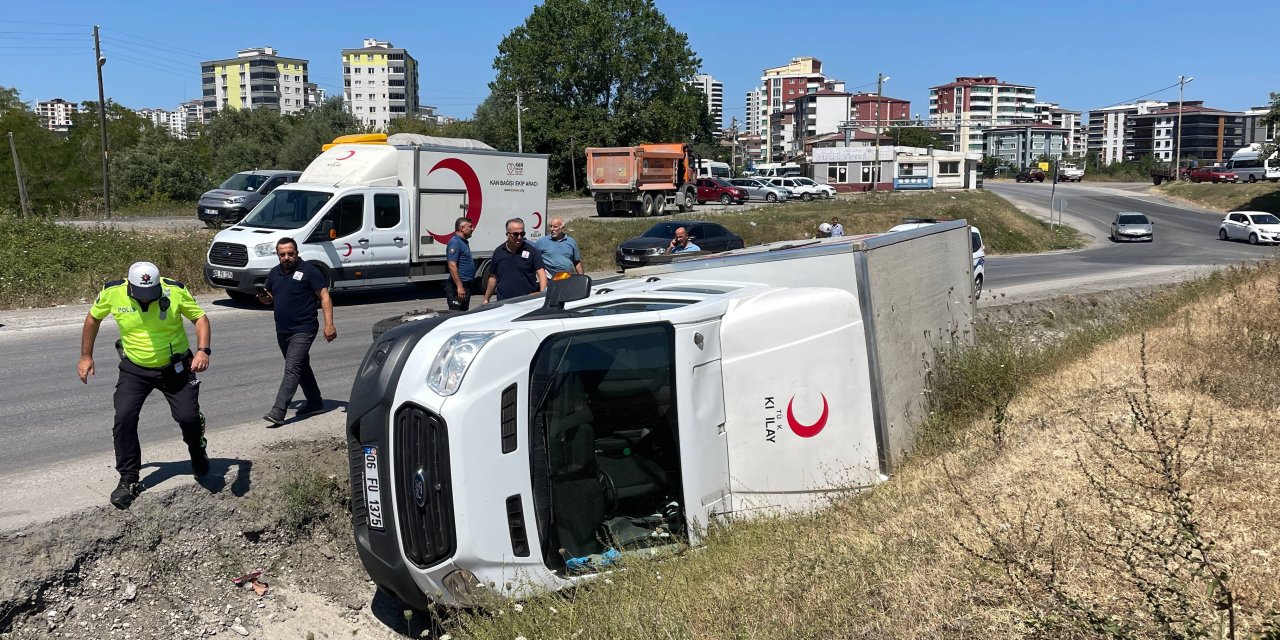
[1,0,1276,126]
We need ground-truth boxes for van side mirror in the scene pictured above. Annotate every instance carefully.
[545,274,592,309]
[320,220,335,240]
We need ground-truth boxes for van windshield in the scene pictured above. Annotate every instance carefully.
[239,190,334,230]
[218,173,269,192]
[528,324,685,572]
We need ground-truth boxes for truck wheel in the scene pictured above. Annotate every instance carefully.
[595,202,611,217]
[719,194,732,205]
[226,290,257,304]
[678,190,694,212]
[1152,176,1162,186]
[640,193,655,217]
[649,193,664,216]
[472,260,492,294]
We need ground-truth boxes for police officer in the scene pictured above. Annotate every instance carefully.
[78,261,212,510]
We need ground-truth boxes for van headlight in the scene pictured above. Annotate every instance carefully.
[254,242,275,257]
[427,331,503,396]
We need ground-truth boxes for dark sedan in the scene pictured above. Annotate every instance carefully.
[615,220,745,269]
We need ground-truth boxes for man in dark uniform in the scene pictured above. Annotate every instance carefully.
[258,237,336,426]
[445,216,475,311]
[483,218,547,304]
[78,261,212,510]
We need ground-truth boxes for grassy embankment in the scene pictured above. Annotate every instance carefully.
[568,190,1080,273]
[446,261,1280,639]
[0,190,1075,311]
[1158,181,1280,213]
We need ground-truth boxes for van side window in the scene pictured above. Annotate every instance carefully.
[374,194,401,228]
[312,194,364,240]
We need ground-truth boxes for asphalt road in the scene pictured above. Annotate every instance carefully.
[3,182,1274,481]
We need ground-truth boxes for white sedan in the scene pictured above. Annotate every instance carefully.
[1218,211,1280,245]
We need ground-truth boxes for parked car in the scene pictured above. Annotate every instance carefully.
[1218,211,1280,245]
[197,170,302,228]
[1109,212,1154,242]
[1015,167,1045,183]
[766,177,835,201]
[694,178,747,205]
[728,178,790,203]
[615,220,745,269]
[886,218,985,298]
[1189,166,1239,183]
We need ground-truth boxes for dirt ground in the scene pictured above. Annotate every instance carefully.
[0,285,1179,640]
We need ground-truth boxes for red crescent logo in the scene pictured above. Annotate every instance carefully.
[336,150,355,160]
[786,394,829,438]
[424,158,483,244]
[532,211,543,229]
[343,243,352,257]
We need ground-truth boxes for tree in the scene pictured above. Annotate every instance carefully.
[490,0,711,191]
[0,86,66,213]
[1261,91,1280,158]
[886,126,948,149]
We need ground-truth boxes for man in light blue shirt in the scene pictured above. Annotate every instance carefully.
[535,217,583,277]
[669,226,700,253]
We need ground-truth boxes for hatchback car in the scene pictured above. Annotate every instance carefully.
[729,178,790,203]
[1015,167,1045,182]
[615,220,745,269]
[1219,211,1280,245]
[197,170,302,228]
[1189,166,1238,183]
[1109,212,1154,242]
[695,178,748,205]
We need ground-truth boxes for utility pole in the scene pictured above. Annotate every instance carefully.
[8,131,32,218]
[515,89,523,154]
[1174,75,1194,181]
[569,137,577,194]
[873,73,891,189]
[93,25,111,218]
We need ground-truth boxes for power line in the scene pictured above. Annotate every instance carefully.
[1094,81,1184,112]
[0,18,89,28]
[100,42,196,73]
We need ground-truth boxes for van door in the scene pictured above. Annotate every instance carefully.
[364,191,410,285]
[306,193,372,288]
[417,190,468,260]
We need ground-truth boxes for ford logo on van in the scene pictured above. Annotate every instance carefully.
[413,470,427,508]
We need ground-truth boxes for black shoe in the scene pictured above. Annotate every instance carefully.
[263,411,285,426]
[191,447,210,478]
[295,402,326,418]
[110,481,144,510]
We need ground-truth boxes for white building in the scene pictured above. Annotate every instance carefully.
[342,38,419,131]
[1086,100,1166,165]
[928,76,1037,155]
[746,57,830,162]
[35,98,79,133]
[200,46,310,122]
[688,74,724,128]
[1033,102,1085,157]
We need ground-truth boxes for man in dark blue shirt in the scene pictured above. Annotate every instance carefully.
[258,237,336,425]
[444,216,476,311]
[483,218,547,303]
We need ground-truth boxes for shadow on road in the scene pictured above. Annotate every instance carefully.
[207,285,445,311]
[369,587,455,638]
[264,399,349,429]
[140,457,253,497]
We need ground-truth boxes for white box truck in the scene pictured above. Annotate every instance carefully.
[346,222,975,608]
[202,134,549,302]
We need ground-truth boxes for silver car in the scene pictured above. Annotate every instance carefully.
[1110,212,1153,242]
[729,178,790,203]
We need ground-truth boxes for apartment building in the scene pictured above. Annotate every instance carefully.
[200,47,310,123]
[1242,105,1275,147]
[745,57,830,162]
[983,125,1069,167]
[769,109,797,162]
[35,98,78,133]
[791,90,850,155]
[688,74,724,128]
[849,93,911,127]
[928,76,1036,155]
[1130,102,1243,164]
[179,99,204,133]
[137,107,186,138]
[1085,100,1166,165]
[342,38,419,131]
[1033,102,1085,157]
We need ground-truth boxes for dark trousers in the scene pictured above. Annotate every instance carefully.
[272,332,321,414]
[444,277,473,311]
[113,355,204,484]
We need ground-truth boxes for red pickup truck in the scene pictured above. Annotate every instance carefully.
[695,178,747,205]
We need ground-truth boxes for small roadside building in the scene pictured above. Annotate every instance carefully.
[809,145,983,192]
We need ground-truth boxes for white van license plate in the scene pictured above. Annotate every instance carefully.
[363,446,384,530]
[211,269,234,280]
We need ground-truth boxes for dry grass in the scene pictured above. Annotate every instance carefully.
[1159,181,1280,213]
[567,190,1080,273]
[450,263,1280,639]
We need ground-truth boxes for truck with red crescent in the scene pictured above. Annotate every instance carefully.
[346,220,976,609]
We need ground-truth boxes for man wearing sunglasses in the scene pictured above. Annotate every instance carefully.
[257,237,336,426]
[483,218,547,304]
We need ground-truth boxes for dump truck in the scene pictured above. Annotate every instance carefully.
[346,220,976,609]
[202,133,548,302]
[586,143,698,217]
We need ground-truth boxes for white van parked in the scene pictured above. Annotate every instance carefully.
[1225,143,1280,183]
[203,134,549,302]
[696,159,731,179]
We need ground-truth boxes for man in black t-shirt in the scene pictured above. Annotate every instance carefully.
[258,237,337,425]
[483,218,547,304]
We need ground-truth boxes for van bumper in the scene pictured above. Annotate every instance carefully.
[203,265,272,294]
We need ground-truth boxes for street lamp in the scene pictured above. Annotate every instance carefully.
[1174,75,1194,180]
[874,73,890,189]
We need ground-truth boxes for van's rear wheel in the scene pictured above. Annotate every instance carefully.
[1248,174,1258,183]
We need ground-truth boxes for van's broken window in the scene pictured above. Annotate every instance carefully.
[528,323,685,574]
